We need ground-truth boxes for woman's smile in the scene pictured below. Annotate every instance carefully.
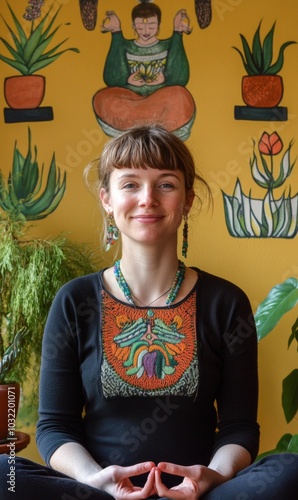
[131,214,165,223]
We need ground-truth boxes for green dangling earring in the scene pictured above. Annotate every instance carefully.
[182,214,188,258]
[106,213,119,252]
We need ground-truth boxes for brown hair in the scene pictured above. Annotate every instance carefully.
[94,124,209,197]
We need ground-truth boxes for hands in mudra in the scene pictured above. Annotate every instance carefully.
[87,461,225,500]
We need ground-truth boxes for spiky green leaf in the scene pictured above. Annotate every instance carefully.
[0,53,28,73]
[262,23,275,72]
[28,47,79,74]
[0,34,25,64]
[267,41,296,75]
[238,33,259,74]
[0,4,79,75]
[252,22,263,71]
[250,153,271,188]
[5,3,28,46]
[22,8,55,63]
[272,141,295,188]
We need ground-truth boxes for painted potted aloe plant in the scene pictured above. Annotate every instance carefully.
[0,1,79,109]
[233,21,296,107]
[0,129,96,429]
[254,277,298,457]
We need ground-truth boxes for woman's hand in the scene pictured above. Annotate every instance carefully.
[127,72,146,86]
[86,461,156,499]
[101,11,121,33]
[146,72,165,86]
[127,71,165,87]
[155,462,227,499]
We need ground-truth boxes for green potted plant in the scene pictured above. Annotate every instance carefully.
[0,1,79,108]
[233,21,296,107]
[0,129,96,434]
[254,277,298,457]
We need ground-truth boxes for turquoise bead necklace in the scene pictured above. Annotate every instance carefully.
[113,260,186,306]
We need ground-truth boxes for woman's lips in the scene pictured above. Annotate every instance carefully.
[132,215,164,223]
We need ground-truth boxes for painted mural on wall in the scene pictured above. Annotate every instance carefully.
[79,0,99,30]
[92,1,196,141]
[194,0,212,29]
[233,21,296,122]
[78,0,212,31]
[0,128,66,220]
[222,132,298,238]
[0,1,79,124]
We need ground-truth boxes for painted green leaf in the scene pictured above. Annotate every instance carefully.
[262,23,275,72]
[0,34,25,64]
[0,4,79,75]
[272,194,287,237]
[0,53,27,74]
[250,154,271,188]
[283,195,297,237]
[28,47,79,74]
[222,193,237,236]
[255,278,298,340]
[267,41,297,74]
[252,22,263,70]
[233,20,296,76]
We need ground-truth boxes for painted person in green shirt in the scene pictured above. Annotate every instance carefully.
[92,1,196,140]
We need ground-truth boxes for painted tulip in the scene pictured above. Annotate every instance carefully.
[258,132,283,156]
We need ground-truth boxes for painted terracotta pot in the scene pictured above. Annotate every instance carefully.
[242,75,283,108]
[4,75,45,109]
[0,383,20,440]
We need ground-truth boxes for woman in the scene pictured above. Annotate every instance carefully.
[0,125,297,499]
[93,1,196,140]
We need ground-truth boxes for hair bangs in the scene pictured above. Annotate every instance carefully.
[111,135,179,172]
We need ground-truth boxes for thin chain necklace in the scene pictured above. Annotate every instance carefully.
[113,260,186,306]
[131,287,171,307]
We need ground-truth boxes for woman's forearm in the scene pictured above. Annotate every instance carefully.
[208,444,252,479]
[49,442,102,485]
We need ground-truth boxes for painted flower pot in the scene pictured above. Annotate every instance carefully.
[4,75,45,109]
[0,383,20,440]
[242,75,283,108]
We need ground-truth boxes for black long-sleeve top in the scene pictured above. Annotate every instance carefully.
[36,268,259,487]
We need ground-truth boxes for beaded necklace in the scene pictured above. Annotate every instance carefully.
[113,260,186,306]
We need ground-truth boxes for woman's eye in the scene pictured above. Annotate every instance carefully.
[160,183,174,189]
[123,183,136,189]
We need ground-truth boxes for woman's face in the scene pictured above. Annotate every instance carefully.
[133,16,159,45]
[100,167,194,249]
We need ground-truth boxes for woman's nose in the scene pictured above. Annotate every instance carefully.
[138,187,158,207]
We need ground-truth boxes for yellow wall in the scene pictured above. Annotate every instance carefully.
[1,0,297,461]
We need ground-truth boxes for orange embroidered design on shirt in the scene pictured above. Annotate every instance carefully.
[101,291,199,398]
